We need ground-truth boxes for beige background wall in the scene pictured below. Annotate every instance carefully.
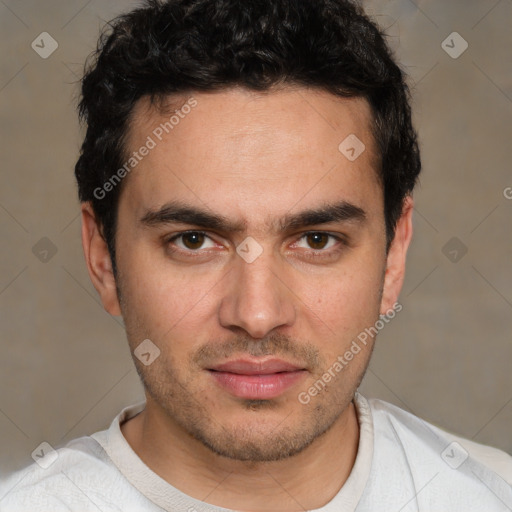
[0,0,511,476]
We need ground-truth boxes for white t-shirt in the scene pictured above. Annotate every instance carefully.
[1,393,511,511]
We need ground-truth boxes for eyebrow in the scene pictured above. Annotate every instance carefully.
[140,200,366,233]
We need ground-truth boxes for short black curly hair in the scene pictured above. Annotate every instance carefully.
[75,0,421,273]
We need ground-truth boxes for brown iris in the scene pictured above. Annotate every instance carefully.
[182,232,205,250]
[306,233,329,250]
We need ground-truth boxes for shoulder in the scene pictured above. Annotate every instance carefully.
[357,393,512,511]
[0,436,122,511]
[351,394,512,509]
[366,395,512,485]
[0,403,154,512]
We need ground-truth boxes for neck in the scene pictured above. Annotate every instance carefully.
[122,398,360,511]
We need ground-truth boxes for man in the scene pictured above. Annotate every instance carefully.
[1,0,511,510]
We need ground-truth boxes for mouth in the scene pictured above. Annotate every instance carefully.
[207,358,308,400]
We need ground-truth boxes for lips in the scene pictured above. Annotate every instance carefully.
[207,358,307,399]
[209,358,304,375]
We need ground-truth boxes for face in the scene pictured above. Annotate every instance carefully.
[84,87,410,462]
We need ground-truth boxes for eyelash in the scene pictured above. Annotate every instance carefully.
[165,230,347,257]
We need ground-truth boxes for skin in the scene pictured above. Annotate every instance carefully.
[81,86,413,511]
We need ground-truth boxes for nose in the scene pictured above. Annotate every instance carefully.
[218,251,296,339]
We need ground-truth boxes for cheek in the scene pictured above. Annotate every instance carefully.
[301,256,384,338]
[118,249,223,341]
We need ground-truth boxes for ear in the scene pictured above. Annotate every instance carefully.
[81,202,122,316]
[380,196,414,315]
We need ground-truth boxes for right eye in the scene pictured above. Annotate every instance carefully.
[167,231,217,252]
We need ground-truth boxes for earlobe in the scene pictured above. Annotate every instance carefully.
[380,196,414,315]
[81,202,122,316]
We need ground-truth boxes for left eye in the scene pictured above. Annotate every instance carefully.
[295,232,339,250]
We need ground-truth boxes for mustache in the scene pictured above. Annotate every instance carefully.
[191,332,322,372]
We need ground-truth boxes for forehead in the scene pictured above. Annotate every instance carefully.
[120,87,382,227]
